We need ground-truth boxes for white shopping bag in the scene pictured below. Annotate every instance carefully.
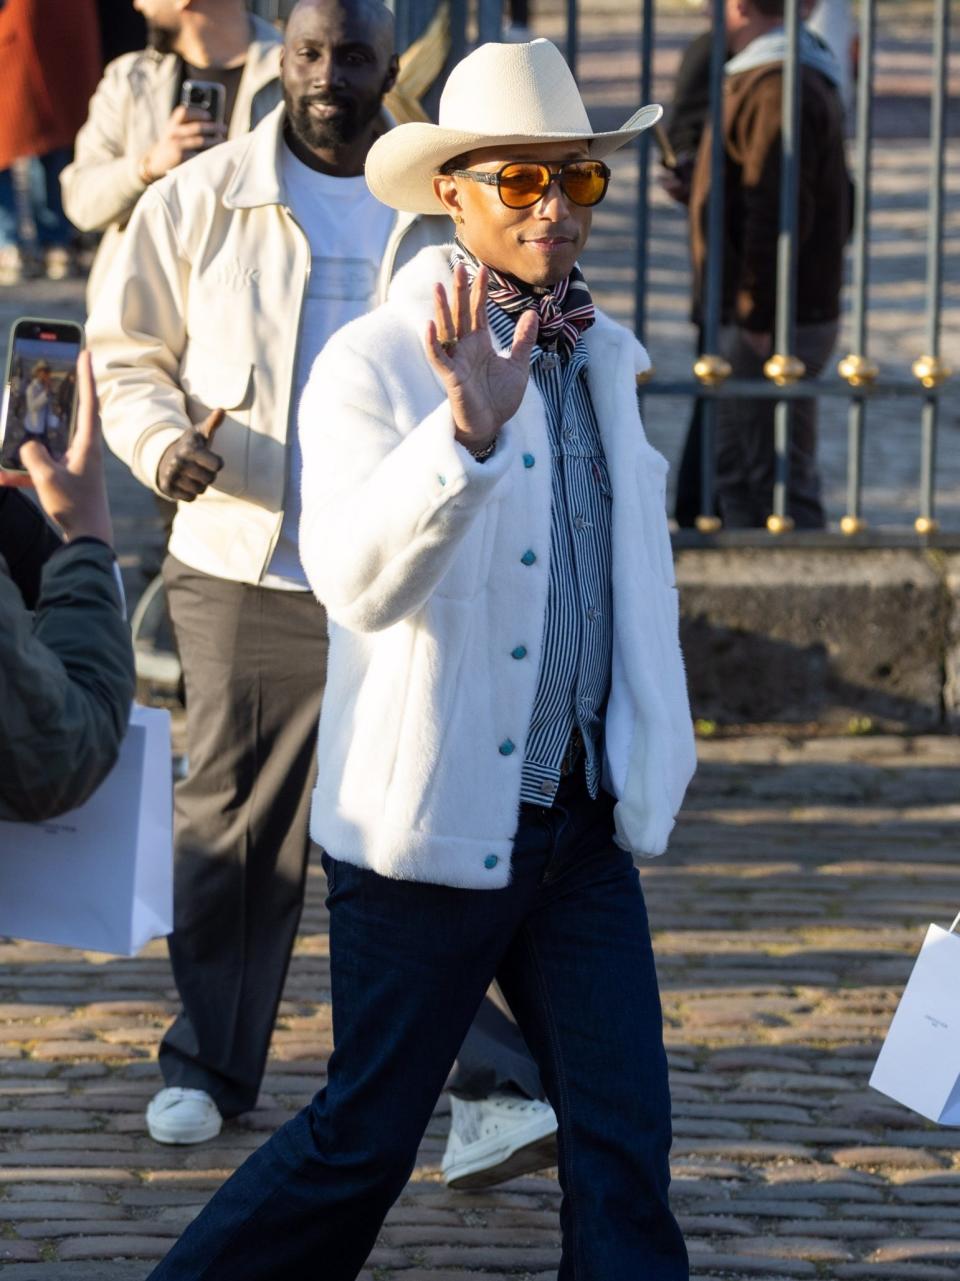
[869,913,960,1126]
[0,705,173,956]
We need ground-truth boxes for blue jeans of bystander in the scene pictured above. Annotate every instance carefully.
[147,769,688,1281]
[0,149,73,251]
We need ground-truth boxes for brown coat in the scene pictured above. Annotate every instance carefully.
[0,0,101,169]
[689,60,850,334]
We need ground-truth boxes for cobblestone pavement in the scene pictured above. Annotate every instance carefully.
[1,2,959,1277]
[1,734,960,1279]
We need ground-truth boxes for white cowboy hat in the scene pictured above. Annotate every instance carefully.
[365,38,662,215]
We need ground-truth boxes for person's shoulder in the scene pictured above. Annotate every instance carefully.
[728,62,784,94]
[98,47,167,90]
[101,49,148,77]
[800,64,846,120]
[388,242,454,305]
[322,293,425,366]
[588,308,653,379]
[317,259,443,379]
[727,64,785,126]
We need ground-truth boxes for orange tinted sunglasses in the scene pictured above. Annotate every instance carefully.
[448,159,611,209]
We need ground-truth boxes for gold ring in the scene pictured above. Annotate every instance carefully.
[440,336,458,355]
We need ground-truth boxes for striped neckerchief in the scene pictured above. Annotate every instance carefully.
[452,241,595,361]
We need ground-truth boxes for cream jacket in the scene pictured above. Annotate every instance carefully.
[60,15,282,306]
[88,104,448,585]
[299,245,697,890]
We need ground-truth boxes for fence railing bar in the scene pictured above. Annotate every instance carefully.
[566,0,579,80]
[673,528,960,552]
[768,0,803,534]
[643,377,948,401]
[695,2,730,535]
[633,0,655,347]
[914,0,952,536]
[476,0,500,45]
[840,0,879,536]
[449,0,468,65]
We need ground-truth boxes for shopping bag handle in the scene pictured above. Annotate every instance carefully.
[951,911,960,934]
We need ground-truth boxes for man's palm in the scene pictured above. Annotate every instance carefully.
[425,265,538,447]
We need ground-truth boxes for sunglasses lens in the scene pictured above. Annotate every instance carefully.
[498,163,550,208]
[562,162,608,206]
[495,162,609,208]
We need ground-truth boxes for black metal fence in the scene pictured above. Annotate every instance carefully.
[636,0,954,544]
[254,0,955,544]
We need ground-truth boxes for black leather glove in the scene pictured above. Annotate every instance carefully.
[156,409,224,502]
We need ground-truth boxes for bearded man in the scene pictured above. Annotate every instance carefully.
[87,0,447,1146]
[90,0,563,1188]
[146,36,695,1281]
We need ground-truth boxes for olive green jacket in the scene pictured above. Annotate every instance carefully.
[0,538,135,822]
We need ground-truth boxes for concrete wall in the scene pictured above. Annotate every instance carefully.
[676,549,960,732]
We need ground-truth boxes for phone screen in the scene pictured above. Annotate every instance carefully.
[0,319,84,473]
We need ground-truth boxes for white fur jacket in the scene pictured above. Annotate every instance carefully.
[298,244,696,890]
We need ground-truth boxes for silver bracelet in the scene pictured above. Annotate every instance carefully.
[465,436,497,463]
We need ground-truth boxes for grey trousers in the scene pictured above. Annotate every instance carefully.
[159,557,329,1117]
[715,320,839,530]
[159,557,542,1118]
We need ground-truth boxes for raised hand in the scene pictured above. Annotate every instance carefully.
[425,264,539,454]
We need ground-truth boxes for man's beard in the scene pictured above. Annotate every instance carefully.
[146,22,178,56]
[284,85,382,151]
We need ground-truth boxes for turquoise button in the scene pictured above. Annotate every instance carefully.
[484,854,499,870]
[520,550,536,566]
[511,646,527,660]
[438,473,447,487]
[523,453,535,469]
[499,739,515,756]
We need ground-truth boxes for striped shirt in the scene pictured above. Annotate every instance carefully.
[487,303,614,807]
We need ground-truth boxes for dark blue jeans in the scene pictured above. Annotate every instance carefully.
[0,149,73,250]
[148,772,688,1281]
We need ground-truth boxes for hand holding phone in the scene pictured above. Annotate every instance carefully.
[1,317,84,477]
[17,352,114,546]
[140,96,227,184]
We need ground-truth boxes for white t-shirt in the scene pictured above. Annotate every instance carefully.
[261,143,395,589]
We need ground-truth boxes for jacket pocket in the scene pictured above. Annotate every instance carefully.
[179,340,253,497]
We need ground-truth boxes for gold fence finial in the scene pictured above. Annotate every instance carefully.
[912,355,952,390]
[763,353,806,387]
[838,354,880,388]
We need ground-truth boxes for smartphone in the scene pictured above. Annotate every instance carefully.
[181,79,226,127]
[0,318,85,474]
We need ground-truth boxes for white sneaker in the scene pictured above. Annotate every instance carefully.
[146,1087,222,1144]
[442,1092,558,1190]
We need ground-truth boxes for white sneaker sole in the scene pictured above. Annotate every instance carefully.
[443,1111,559,1190]
[146,1109,222,1145]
